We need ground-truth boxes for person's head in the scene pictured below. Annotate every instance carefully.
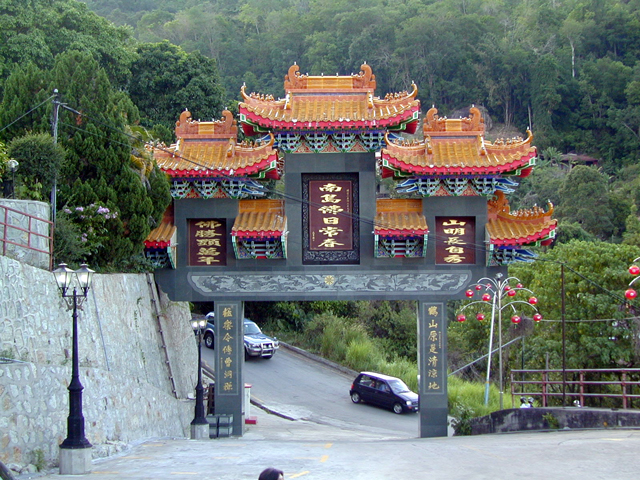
[259,467,284,480]
[520,396,526,403]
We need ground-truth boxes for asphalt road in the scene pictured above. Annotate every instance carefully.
[202,343,420,437]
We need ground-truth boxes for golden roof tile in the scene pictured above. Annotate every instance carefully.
[232,200,287,237]
[239,63,419,129]
[145,205,176,247]
[154,110,278,176]
[381,106,536,175]
[486,192,557,245]
[375,199,428,235]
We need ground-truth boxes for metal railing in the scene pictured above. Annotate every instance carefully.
[511,368,640,409]
[0,203,54,270]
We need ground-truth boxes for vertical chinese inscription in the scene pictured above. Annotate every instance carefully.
[421,303,446,395]
[216,303,240,396]
[188,219,226,266]
[309,180,353,250]
[435,216,475,265]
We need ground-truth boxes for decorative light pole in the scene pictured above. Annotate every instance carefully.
[457,273,541,409]
[626,258,640,300]
[52,263,94,474]
[190,318,208,439]
[7,158,18,198]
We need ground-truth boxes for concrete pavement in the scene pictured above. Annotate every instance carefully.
[17,403,640,480]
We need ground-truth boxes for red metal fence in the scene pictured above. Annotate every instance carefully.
[0,203,54,270]
[511,368,640,409]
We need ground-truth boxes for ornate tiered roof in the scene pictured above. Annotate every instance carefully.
[154,110,280,179]
[486,191,557,246]
[239,63,420,135]
[381,107,537,178]
[231,200,287,239]
[374,199,428,237]
[144,205,176,248]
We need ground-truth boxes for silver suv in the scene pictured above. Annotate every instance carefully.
[203,313,279,359]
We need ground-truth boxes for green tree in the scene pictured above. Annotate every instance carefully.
[7,133,66,201]
[556,166,614,239]
[0,0,135,91]
[127,41,226,131]
[510,241,640,371]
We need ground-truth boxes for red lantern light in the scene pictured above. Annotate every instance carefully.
[465,290,474,298]
[476,313,485,321]
[516,283,524,289]
[507,289,517,297]
[529,297,538,305]
[533,313,543,322]
[482,293,492,302]
[475,284,482,291]
[630,265,640,276]
[511,315,521,324]
[504,285,511,291]
[625,289,638,300]
[457,314,466,322]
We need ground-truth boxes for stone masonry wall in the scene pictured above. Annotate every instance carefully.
[0,200,51,270]
[0,255,197,469]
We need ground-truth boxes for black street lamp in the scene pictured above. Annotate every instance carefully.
[191,318,208,438]
[53,263,94,456]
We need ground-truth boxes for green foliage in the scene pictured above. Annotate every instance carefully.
[0,0,135,91]
[556,166,614,239]
[128,41,226,131]
[448,375,501,435]
[7,133,66,198]
[542,412,560,429]
[53,210,92,265]
[31,448,45,472]
[510,241,640,371]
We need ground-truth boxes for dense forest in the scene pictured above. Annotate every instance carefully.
[1,1,640,389]
[77,0,640,241]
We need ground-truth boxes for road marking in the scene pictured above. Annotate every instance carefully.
[324,443,332,449]
[288,471,310,478]
[294,455,330,463]
[461,445,505,460]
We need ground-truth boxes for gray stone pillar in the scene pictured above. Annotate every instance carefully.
[418,301,448,437]
[213,301,244,435]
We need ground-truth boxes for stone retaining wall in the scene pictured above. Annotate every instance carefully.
[470,407,640,435]
[0,255,196,470]
[0,200,51,270]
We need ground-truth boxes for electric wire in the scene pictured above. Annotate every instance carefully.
[5,95,637,313]
[0,94,56,134]
[56,103,497,255]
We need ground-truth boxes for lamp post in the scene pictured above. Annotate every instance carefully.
[52,263,94,474]
[190,318,209,439]
[457,273,541,409]
[6,158,18,198]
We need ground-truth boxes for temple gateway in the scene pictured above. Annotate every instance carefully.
[145,64,556,437]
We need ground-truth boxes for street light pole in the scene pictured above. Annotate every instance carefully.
[60,286,91,449]
[458,273,541,409]
[53,263,94,474]
[191,319,208,439]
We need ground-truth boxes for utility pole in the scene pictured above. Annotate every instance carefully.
[51,89,61,224]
